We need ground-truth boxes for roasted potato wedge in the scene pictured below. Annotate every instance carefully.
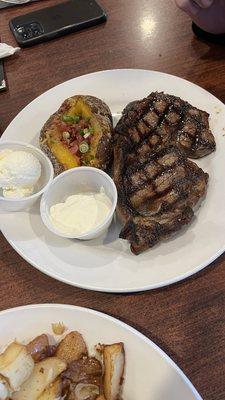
[103,343,125,400]
[56,331,88,364]
[40,95,113,175]
[0,342,34,392]
[0,376,11,399]
[37,378,62,400]
[62,355,102,385]
[27,334,53,362]
[12,357,66,400]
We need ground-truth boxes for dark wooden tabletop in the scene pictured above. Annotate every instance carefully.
[1,1,225,398]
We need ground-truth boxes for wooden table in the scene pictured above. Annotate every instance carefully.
[1,1,225,398]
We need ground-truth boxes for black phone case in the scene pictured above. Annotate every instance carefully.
[9,0,107,47]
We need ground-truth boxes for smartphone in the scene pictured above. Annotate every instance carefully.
[9,0,107,47]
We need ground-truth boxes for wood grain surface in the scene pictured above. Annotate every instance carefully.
[1,1,225,398]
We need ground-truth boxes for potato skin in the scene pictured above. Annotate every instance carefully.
[39,115,65,176]
[39,95,113,175]
[56,331,88,364]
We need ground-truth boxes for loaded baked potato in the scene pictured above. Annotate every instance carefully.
[40,95,113,175]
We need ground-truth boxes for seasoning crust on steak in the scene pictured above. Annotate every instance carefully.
[114,92,214,255]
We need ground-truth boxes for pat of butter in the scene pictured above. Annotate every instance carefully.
[50,187,112,235]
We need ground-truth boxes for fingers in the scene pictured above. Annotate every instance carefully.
[175,0,213,17]
[175,0,200,16]
[176,0,225,34]
[193,0,214,8]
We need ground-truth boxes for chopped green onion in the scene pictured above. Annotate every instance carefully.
[73,115,80,123]
[62,115,74,123]
[79,141,89,153]
[62,114,80,123]
[81,127,93,138]
[84,116,91,122]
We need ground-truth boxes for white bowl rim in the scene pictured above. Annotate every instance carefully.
[40,166,118,239]
[0,140,54,202]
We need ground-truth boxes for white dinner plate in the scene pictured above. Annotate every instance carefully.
[0,303,202,399]
[1,69,225,292]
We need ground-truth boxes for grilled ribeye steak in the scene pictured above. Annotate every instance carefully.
[115,92,216,158]
[114,142,208,254]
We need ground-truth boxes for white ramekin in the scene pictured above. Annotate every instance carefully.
[0,141,54,212]
[40,166,117,240]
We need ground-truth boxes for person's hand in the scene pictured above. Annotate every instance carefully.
[175,0,225,34]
